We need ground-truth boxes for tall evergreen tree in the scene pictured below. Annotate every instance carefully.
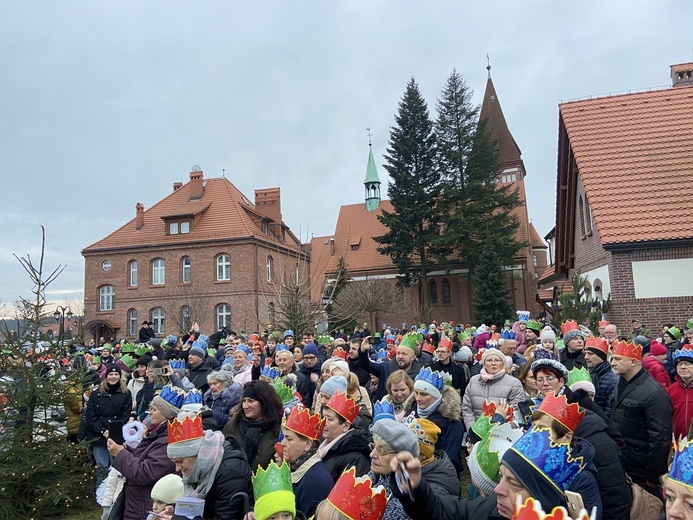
[375,78,442,322]
[472,243,514,327]
[435,70,525,272]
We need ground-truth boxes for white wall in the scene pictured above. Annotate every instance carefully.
[582,265,611,301]
[632,258,693,298]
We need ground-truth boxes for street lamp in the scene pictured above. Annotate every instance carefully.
[53,306,73,345]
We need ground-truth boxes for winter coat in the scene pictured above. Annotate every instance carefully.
[405,386,465,474]
[297,363,322,410]
[565,438,602,520]
[203,382,243,428]
[533,347,558,362]
[642,355,670,389]
[231,363,253,387]
[64,385,83,436]
[127,376,146,411]
[422,450,460,497]
[347,356,372,387]
[589,360,618,418]
[358,349,422,401]
[188,361,214,393]
[558,348,587,372]
[85,385,132,447]
[320,427,372,483]
[461,373,525,430]
[668,375,693,440]
[611,368,673,482]
[223,412,280,473]
[473,332,491,351]
[111,422,176,520]
[428,360,467,395]
[368,472,410,520]
[292,456,334,518]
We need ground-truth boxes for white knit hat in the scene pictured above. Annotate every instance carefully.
[330,359,350,375]
[151,474,184,505]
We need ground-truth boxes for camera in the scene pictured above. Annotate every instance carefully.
[368,337,378,346]
[150,367,166,376]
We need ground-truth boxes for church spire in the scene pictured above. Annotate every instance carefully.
[364,128,381,212]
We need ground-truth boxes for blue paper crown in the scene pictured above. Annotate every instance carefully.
[183,388,203,405]
[261,366,281,380]
[674,345,693,363]
[275,343,291,352]
[169,335,177,344]
[283,330,294,338]
[415,367,446,392]
[500,330,516,340]
[517,311,530,323]
[509,426,585,493]
[376,350,389,361]
[372,400,395,424]
[235,345,251,356]
[198,334,209,345]
[169,359,186,371]
[158,384,186,409]
[192,340,206,350]
[670,437,693,487]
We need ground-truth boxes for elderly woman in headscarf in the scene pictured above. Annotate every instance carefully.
[202,370,242,430]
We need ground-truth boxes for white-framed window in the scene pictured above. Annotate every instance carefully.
[182,257,191,283]
[152,259,165,285]
[170,222,179,235]
[151,307,165,334]
[99,286,115,311]
[128,309,138,336]
[266,255,273,282]
[129,260,138,287]
[216,304,231,330]
[181,221,190,234]
[217,254,230,281]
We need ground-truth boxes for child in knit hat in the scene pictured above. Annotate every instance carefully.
[148,474,183,519]
[533,328,558,361]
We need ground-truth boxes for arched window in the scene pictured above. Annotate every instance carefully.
[181,306,191,332]
[217,254,230,281]
[578,195,586,236]
[266,255,274,282]
[442,279,452,304]
[430,281,438,305]
[395,282,405,303]
[151,307,165,334]
[216,304,231,330]
[128,309,138,336]
[533,254,538,267]
[268,302,275,324]
[152,259,165,285]
[129,261,138,287]
[182,257,191,283]
[99,285,115,311]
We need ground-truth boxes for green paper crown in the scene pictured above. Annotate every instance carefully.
[135,345,148,357]
[272,378,295,404]
[686,318,693,331]
[526,320,542,333]
[441,372,453,387]
[399,333,418,350]
[92,356,102,365]
[121,343,136,354]
[207,348,216,357]
[317,334,331,345]
[119,354,136,370]
[669,326,683,341]
[471,415,493,440]
[252,461,295,520]
[567,367,591,388]
[556,339,565,350]
[102,343,113,350]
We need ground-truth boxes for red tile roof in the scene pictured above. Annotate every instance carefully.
[529,223,546,249]
[559,85,693,245]
[83,176,302,252]
[479,76,522,167]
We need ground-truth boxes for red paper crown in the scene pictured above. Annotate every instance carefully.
[332,347,348,361]
[475,348,485,362]
[168,413,203,444]
[537,392,585,433]
[560,320,579,335]
[612,340,643,361]
[481,400,515,422]
[585,336,609,356]
[327,467,388,520]
[285,405,325,441]
[248,333,260,343]
[438,338,452,350]
[513,496,592,520]
[422,342,434,354]
[326,390,360,424]
[597,320,609,328]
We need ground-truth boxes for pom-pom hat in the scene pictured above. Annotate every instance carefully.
[326,468,388,520]
[252,461,296,520]
[325,390,360,424]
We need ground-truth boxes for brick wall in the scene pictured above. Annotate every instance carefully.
[572,175,611,272]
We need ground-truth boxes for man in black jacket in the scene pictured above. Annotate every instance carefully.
[359,336,422,401]
[611,340,673,498]
[347,338,371,386]
[428,338,466,395]
[138,321,150,343]
[187,345,214,393]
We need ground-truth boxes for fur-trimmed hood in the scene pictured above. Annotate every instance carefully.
[404,385,461,422]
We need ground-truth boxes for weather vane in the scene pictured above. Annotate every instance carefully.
[486,53,491,77]
[366,127,372,146]
[222,168,225,179]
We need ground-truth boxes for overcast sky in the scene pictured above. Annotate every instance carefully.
[2,1,692,310]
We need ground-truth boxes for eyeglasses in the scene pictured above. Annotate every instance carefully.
[535,375,557,385]
[369,442,396,457]
[485,358,502,364]
[303,355,317,360]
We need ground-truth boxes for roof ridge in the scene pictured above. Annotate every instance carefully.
[560,84,675,105]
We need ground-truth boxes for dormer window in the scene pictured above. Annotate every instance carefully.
[262,222,269,234]
[170,223,179,235]
[181,221,190,234]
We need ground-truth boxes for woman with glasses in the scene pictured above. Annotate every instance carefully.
[461,349,525,433]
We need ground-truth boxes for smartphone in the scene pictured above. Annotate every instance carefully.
[108,420,124,445]
[564,490,585,519]
[150,367,166,376]
[369,337,378,345]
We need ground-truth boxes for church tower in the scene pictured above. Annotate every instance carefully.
[364,141,381,212]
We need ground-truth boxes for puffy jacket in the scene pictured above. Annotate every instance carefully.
[589,360,618,418]
[559,348,587,371]
[111,421,176,520]
[642,355,670,390]
[461,373,525,430]
[611,369,673,482]
[668,375,693,440]
[358,348,422,401]
[203,382,243,428]
[566,439,602,520]
[63,385,83,436]
[422,450,460,497]
[320,427,372,483]
[85,385,132,447]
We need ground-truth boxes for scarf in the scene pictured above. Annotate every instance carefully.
[237,414,275,464]
[290,450,321,483]
[318,430,350,459]
[184,430,225,499]
[417,393,443,419]
[479,368,507,383]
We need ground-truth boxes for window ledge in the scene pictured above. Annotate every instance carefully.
[126,286,138,290]
[149,285,166,288]
[214,280,231,284]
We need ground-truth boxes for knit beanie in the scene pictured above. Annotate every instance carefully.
[320,376,347,397]
[151,394,182,420]
[562,329,584,345]
[481,348,505,365]
[137,354,153,367]
[302,344,319,357]
[404,415,440,460]
[330,359,350,375]
[540,329,556,344]
[650,341,668,357]
[151,474,184,505]
[189,345,207,359]
[370,419,420,457]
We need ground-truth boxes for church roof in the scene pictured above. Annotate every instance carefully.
[479,73,522,167]
[529,223,547,249]
[363,146,380,184]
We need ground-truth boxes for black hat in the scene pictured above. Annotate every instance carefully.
[136,354,153,367]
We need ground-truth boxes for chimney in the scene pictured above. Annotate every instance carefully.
[189,166,204,200]
[254,188,283,233]
[173,182,183,192]
[135,203,144,230]
[329,237,335,256]
[671,62,693,88]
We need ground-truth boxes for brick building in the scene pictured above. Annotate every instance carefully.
[539,62,693,332]
[82,167,309,342]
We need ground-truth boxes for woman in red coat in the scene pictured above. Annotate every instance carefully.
[667,345,693,440]
[642,341,671,389]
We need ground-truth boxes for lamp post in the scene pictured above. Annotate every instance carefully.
[53,306,73,346]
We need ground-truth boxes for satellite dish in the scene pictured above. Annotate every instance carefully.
[191,165,202,172]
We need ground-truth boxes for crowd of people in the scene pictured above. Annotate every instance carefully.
[26,313,693,519]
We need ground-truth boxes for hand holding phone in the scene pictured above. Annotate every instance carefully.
[108,420,124,445]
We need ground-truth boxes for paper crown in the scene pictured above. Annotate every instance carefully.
[372,399,395,424]
[325,390,360,424]
[398,333,418,350]
[560,320,580,335]
[500,330,516,340]
[248,333,260,343]
[331,347,348,360]
[158,384,186,409]
[191,340,206,350]
[283,330,294,338]
[198,334,209,344]
[169,358,186,371]
[272,378,297,405]
[597,320,610,328]
[517,311,530,323]
[438,337,453,350]
[469,423,523,493]
[674,344,693,364]
[183,389,203,408]
[513,496,593,520]
[327,468,388,520]
[135,345,148,357]
[482,400,515,423]
[668,326,683,341]
[235,345,251,356]
[92,356,102,365]
[260,366,281,380]
[252,461,295,520]
[611,340,643,361]
[275,343,291,352]
[567,367,592,388]
[168,413,204,445]
[385,334,397,344]
[415,367,446,393]
[317,334,332,345]
[670,437,693,487]
[526,320,543,333]
[284,405,325,441]
[376,350,389,361]
[687,318,693,331]
[536,391,585,433]
[206,348,216,357]
[121,343,136,354]
[584,336,609,356]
